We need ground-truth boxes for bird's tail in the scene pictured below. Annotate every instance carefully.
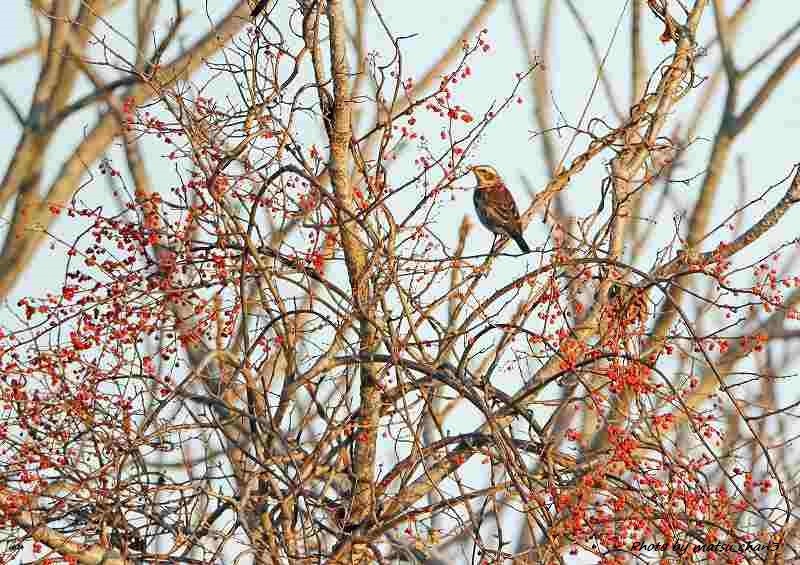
[512,233,531,254]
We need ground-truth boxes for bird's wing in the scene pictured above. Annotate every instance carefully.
[488,184,522,224]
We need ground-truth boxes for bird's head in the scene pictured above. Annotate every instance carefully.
[471,165,500,186]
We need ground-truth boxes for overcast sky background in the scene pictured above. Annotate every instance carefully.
[0,2,799,305]
[1,1,800,563]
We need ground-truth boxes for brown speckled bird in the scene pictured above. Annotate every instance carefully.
[471,165,530,254]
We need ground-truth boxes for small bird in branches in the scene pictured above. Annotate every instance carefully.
[606,283,649,329]
[471,165,530,254]
[600,282,650,352]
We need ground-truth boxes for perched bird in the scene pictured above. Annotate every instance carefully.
[471,165,530,254]
[599,282,650,351]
